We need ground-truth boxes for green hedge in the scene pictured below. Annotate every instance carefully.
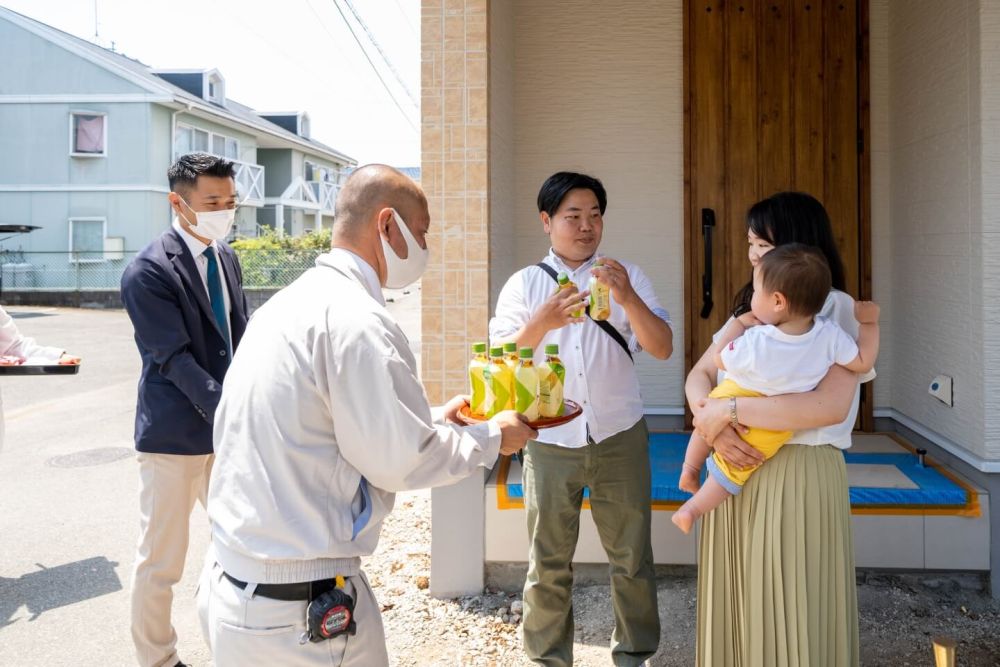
[231,229,331,288]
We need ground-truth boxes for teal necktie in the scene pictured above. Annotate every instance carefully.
[203,246,231,359]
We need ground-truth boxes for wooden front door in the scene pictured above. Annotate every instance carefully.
[684,0,872,426]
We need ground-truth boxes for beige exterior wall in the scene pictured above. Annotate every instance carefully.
[869,0,892,410]
[421,0,489,404]
[981,1,1000,458]
[886,0,990,461]
[488,0,685,411]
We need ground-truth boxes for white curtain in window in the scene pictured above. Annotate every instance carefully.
[193,130,209,152]
[74,115,105,154]
[225,138,239,159]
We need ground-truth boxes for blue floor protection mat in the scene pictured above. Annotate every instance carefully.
[504,432,972,508]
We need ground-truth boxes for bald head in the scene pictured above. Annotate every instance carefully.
[333,164,427,240]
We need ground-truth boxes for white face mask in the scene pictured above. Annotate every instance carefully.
[178,196,236,241]
[380,208,429,289]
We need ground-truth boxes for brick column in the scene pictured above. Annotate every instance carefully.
[421,0,489,405]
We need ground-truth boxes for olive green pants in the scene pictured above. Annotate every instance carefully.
[521,419,659,667]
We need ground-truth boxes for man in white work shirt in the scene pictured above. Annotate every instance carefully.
[200,164,536,666]
[490,172,673,667]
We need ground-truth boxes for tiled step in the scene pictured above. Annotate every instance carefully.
[484,434,990,570]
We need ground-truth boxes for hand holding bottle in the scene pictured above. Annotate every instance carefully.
[530,282,589,333]
[591,258,637,307]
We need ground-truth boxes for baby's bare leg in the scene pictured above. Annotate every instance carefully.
[679,431,712,493]
[671,476,733,534]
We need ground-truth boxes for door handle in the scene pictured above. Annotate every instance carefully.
[700,208,715,319]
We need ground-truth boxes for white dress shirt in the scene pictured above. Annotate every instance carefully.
[207,248,501,584]
[490,249,671,448]
[171,219,231,336]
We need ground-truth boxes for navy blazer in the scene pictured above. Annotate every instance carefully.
[121,227,249,455]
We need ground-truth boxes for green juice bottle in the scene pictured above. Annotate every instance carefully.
[557,272,585,319]
[537,343,566,418]
[484,346,515,417]
[514,347,540,422]
[468,342,489,416]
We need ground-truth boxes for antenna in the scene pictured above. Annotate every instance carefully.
[93,0,100,43]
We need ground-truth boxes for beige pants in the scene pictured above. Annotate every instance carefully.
[197,557,389,666]
[130,452,214,667]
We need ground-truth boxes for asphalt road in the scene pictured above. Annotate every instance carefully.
[0,285,421,667]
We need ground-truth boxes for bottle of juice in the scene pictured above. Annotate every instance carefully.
[557,272,585,319]
[503,341,519,370]
[537,343,565,418]
[468,342,489,416]
[483,345,514,417]
[514,347,540,421]
[588,257,612,321]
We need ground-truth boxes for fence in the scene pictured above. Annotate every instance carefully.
[0,248,323,296]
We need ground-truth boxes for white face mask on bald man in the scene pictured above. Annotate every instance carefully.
[380,208,428,289]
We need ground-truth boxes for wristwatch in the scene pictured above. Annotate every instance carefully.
[729,397,739,428]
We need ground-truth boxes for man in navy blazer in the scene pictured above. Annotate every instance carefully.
[121,153,248,667]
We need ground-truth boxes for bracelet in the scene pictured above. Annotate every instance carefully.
[729,397,739,428]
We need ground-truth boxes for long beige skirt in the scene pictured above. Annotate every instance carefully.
[696,443,859,667]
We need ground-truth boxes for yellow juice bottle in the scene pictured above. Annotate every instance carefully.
[503,342,519,370]
[557,272,585,319]
[514,347,540,422]
[537,343,566,418]
[468,342,489,416]
[588,257,612,321]
[483,346,514,417]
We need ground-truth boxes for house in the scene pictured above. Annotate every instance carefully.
[0,7,355,290]
[421,0,1000,600]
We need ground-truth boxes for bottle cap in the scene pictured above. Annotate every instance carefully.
[557,272,569,285]
[503,342,517,353]
[472,342,487,353]
[489,346,504,357]
[519,347,533,358]
[544,344,559,355]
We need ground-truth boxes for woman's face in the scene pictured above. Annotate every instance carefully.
[747,228,774,268]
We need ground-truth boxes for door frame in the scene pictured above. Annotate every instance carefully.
[682,0,874,429]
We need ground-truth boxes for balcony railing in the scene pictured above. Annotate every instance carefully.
[233,159,265,207]
[309,180,338,213]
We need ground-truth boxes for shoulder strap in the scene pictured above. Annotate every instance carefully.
[534,263,633,362]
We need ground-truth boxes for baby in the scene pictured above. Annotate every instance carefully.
[672,243,880,534]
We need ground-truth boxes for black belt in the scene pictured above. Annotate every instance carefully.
[222,571,338,602]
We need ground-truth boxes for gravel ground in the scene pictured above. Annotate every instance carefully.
[369,493,1000,667]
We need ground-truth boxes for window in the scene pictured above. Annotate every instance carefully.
[68,218,106,263]
[70,112,107,156]
[174,123,240,161]
[193,129,209,152]
[174,125,193,157]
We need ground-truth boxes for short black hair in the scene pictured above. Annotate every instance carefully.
[536,172,607,217]
[757,243,832,318]
[168,153,236,194]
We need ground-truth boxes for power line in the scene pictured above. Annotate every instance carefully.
[390,0,419,40]
[329,0,419,133]
[340,0,418,107]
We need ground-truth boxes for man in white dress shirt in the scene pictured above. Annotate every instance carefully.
[200,164,535,666]
[490,172,673,667]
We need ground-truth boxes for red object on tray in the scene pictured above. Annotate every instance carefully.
[456,399,583,430]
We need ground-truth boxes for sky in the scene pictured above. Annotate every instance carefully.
[4,0,421,166]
